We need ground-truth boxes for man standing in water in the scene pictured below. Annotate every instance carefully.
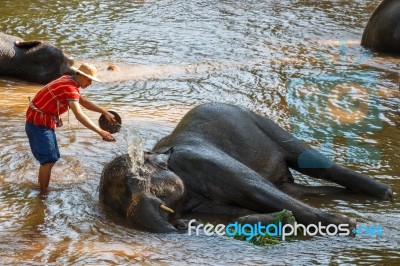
[25,63,116,194]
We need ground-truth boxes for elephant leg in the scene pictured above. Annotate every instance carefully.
[190,200,257,217]
[290,147,392,200]
[233,211,296,226]
[278,182,353,200]
[170,147,356,228]
[252,112,393,200]
[181,190,256,217]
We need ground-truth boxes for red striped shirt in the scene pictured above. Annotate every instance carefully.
[26,75,80,129]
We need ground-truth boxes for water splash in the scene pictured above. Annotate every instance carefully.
[119,126,148,180]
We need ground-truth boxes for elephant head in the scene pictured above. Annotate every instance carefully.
[0,32,75,83]
[99,150,185,233]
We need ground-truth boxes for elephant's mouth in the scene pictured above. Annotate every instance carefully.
[127,193,174,217]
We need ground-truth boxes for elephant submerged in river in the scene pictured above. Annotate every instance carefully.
[361,0,400,54]
[99,103,393,233]
[0,32,74,83]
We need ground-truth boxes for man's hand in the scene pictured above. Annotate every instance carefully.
[99,130,116,142]
[103,111,117,125]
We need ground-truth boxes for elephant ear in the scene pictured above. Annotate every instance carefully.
[146,147,173,170]
[157,147,173,170]
[14,40,42,49]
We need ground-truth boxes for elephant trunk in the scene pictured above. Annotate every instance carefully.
[127,192,177,233]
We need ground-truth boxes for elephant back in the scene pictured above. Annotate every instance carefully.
[361,0,400,54]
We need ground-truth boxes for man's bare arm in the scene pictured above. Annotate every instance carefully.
[79,96,116,124]
[68,100,115,142]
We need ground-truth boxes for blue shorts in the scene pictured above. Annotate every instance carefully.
[25,122,60,165]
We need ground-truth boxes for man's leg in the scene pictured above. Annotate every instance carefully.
[38,162,56,192]
[26,122,60,193]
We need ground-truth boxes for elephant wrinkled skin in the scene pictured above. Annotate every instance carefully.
[100,103,393,233]
[0,32,74,83]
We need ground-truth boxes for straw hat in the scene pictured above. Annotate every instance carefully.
[72,63,101,82]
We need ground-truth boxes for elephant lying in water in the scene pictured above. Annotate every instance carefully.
[361,0,400,54]
[100,103,393,233]
[0,32,74,83]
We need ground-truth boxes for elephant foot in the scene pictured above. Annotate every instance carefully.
[316,210,356,231]
[379,185,393,201]
[349,218,357,230]
[363,183,394,200]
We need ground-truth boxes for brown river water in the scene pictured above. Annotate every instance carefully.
[1,0,399,265]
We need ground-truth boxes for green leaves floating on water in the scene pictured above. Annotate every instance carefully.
[230,209,299,246]
[232,230,281,245]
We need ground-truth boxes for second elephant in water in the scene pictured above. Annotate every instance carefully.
[0,32,74,83]
[361,0,400,54]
